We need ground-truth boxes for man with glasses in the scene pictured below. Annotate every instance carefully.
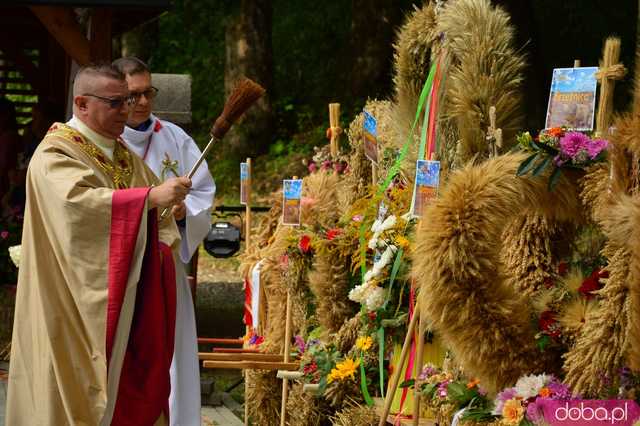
[7,64,192,426]
[114,57,215,426]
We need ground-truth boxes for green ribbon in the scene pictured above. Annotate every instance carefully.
[357,73,434,284]
[377,327,385,398]
[418,61,439,162]
[359,355,374,406]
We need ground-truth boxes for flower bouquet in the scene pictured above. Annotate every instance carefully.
[515,128,608,190]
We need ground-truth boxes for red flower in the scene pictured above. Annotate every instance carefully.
[539,310,561,338]
[367,311,377,322]
[303,361,318,375]
[326,228,342,240]
[298,235,312,253]
[579,269,605,299]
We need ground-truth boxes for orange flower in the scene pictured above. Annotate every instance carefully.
[466,378,480,389]
[548,127,564,138]
[538,387,552,398]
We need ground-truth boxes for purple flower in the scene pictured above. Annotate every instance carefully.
[418,365,438,380]
[553,155,566,167]
[294,335,306,353]
[493,387,518,415]
[559,132,590,158]
[548,381,572,400]
[526,398,545,424]
[437,380,449,398]
[586,139,608,159]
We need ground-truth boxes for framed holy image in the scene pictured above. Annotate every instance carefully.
[363,110,378,164]
[240,162,249,205]
[411,160,440,217]
[282,179,303,226]
[545,67,598,131]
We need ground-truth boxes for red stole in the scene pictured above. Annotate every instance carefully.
[107,188,176,425]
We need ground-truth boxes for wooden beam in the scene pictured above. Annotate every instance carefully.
[198,337,244,345]
[199,352,285,362]
[30,6,90,66]
[202,360,299,371]
[89,8,113,63]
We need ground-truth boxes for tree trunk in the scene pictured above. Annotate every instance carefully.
[349,0,403,101]
[223,0,273,160]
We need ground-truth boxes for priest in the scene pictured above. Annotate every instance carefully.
[7,64,192,426]
[113,57,215,426]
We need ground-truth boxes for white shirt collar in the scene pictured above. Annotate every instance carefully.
[66,116,116,160]
[122,113,159,145]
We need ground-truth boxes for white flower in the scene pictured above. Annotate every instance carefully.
[370,219,383,233]
[365,286,385,311]
[363,269,379,284]
[348,283,368,303]
[379,215,397,232]
[8,245,21,268]
[367,237,378,250]
[515,374,551,399]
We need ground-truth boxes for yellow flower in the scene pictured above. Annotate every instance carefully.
[356,336,373,351]
[395,235,410,250]
[502,398,525,425]
[327,357,360,383]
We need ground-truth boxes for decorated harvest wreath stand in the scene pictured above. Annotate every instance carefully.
[225,0,640,425]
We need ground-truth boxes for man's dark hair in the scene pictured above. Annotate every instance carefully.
[112,57,150,76]
[72,64,126,96]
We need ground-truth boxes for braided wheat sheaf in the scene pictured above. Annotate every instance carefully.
[413,153,581,392]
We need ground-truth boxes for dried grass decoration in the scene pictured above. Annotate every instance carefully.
[413,152,582,392]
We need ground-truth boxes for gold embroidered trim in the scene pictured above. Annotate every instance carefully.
[45,123,134,189]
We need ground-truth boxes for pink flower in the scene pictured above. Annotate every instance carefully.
[586,138,608,159]
[352,215,363,222]
[0,231,8,240]
[559,132,590,158]
[308,162,317,173]
[321,160,332,171]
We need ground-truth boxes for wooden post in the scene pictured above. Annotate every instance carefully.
[280,174,297,426]
[243,158,252,426]
[329,103,341,160]
[595,38,626,137]
[573,59,581,68]
[89,8,113,63]
[245,158,252,249]
[412,314,427,425]
[280,288,293,426]
[378,304,420,426]
[30,6,91,66]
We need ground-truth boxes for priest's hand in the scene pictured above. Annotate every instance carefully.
[149,177,192,208]
[172,202,187,220]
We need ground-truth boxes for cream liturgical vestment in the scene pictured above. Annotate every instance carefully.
[122,114,215,426]
[7,120,180,426]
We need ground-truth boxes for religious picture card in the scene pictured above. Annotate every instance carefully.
[411,160,440,217]
[282,179,303,226]
[240,162,249,205]
[363,110,379,164]
[545,67,598,131]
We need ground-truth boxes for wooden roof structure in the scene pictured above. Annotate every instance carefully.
[0,0,170,124]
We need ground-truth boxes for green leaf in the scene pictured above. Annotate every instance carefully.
[422,383,437,398]
[537,334,551,351]
[548,167,563,191]
[516,153,539,176]
[532,155,552,177]
[399,378,415,388]
[359,356,374,406]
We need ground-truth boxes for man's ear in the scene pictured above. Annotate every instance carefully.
[73,96,88,112]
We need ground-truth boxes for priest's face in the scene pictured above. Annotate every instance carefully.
[76,76,132,139]
[125,71,154,127]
